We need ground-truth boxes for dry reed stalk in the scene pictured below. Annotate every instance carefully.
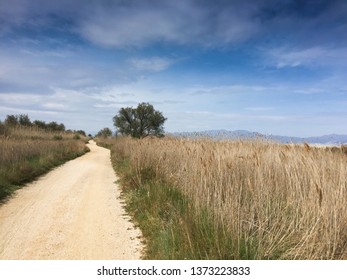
[109,136,347,259]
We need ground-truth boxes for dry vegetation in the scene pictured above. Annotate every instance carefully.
[0,126,89,201]
[104,136,347,259]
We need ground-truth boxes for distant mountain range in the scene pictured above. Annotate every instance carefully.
[170,130,347,145]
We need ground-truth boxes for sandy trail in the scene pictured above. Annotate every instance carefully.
[0,140,142,260]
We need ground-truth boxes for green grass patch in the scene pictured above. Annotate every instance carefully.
[0,143,89,203]
[111,153,246,259]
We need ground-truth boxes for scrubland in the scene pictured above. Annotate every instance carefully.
[0,126,89,201]
[99,136,347,259]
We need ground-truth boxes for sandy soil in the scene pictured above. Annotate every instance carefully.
[0,140,142,260]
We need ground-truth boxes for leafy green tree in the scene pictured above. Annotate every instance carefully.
[46,121,65,132]
[4,115,19,127]
[33,120,47,129]
[75,130,86,137]
[47,121,59,131]
[113,102,167,138]
[0,120,5,135]
[57,123,65,131]
[96,127,112,138]
[18,114,32,126]
[4,114,32,127]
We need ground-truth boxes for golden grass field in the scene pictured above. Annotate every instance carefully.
[0,126,88,200]
[106,136,347,259]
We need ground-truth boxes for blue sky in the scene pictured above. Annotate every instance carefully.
[0,0,346,136]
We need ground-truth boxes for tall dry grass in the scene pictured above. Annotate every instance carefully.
[109,136,347,259]
[1,125,82,140]
[0,126,89,201]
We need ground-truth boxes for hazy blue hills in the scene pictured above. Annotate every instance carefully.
[171,130,347,145]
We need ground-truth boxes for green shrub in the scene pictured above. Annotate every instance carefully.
[52,135,63,140]
[0,121,5,135]
[73,134,81,140]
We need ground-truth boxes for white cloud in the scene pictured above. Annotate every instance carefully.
[1,1,263,49]
[245,107,274,111]
[184,110,214,116]
[0,93,42,104]
[2,0,347,52]
[128,57,175,72]
[20,49,72,58]
[189,84,270,96]
[77,1,261,48]
[274,47,327,68]
[41,103,68,110]
[0,44,135,93]
[79,7,189,48]
[0,106,58,115]
[265,46,347,68]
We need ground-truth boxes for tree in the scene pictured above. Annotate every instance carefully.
[96,127,112,138]
[46,121,65,132]
[46,121,59,131]
[18,114,31,126]
[113,102,167,138]
[0,120,5,135]
[4,115,19,127]
[33,120,47,129]
[4,114,32,127]
[75,130,86,137]
[57,123,65,131]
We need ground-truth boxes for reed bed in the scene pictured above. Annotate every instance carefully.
[107,136,347,259]
[1,125,81,140]
[0,127,89,201]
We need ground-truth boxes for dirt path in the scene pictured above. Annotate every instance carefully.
[0,140,142,260]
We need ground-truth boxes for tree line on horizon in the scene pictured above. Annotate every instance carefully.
[2,102,166,139]
[0,114,86,136]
